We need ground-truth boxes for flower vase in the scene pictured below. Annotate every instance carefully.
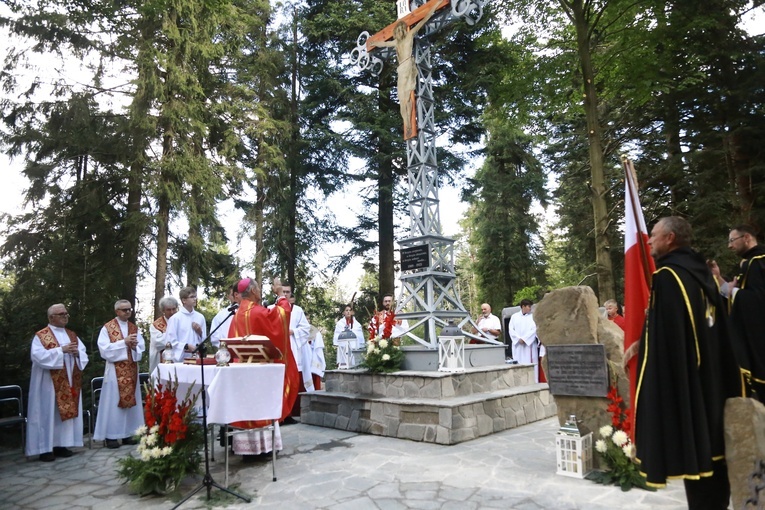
[156,477,177,495]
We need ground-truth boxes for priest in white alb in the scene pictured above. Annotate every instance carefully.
[93,300,145,449]
[508,299,542,382]
[26,303,89,461]
[148,296,178,374]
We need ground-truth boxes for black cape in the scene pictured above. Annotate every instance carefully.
[634,247,742,486]
[729,244,765,399]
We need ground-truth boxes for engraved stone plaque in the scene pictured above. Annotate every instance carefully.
[546,344,608,397]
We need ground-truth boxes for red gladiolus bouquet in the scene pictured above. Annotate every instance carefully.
[585,385,653,491]
[117,376,203,495]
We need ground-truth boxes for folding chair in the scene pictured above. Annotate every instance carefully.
[0,385,26,454]
[87,377,104,449]
[221,422,278,486]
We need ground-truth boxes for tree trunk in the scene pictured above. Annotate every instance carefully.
[254,175,265,286]
[377,86,396,299]
[287,9,300,292]
[154,190,170,318]
[121,160,143,307]
[568,0,615,302]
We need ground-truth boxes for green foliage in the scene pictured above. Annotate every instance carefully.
[585,463,654,492]
[454,231,480,316]
[512,286,543,305]
[464,118,548,310]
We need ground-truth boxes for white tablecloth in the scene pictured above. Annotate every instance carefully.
[153,363,219,403]
[151,363,285,425]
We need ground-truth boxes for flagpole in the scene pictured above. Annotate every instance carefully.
[621,156,653,289]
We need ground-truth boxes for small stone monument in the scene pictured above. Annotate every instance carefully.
[534,286,628,468]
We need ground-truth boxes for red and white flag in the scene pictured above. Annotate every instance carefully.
[622,157,654,435]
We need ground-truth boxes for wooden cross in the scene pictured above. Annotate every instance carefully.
[366,0,451,140]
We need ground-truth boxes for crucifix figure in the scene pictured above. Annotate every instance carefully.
[368,0,442,140]
[354,0,489,347]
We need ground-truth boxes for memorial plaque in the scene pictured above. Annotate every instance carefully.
[401,244,430,271]
[546,344,608,397]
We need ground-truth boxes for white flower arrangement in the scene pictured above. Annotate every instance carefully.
[599,425,613,438]
[611,430,629,447]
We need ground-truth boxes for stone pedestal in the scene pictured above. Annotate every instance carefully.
[725,397,765,509]
[301,365,556,445]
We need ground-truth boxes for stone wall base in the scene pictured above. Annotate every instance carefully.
[301,365,557,445]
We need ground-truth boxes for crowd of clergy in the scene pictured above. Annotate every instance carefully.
[24,280,328,462]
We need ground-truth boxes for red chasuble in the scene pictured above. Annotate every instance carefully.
[227,297,299,425]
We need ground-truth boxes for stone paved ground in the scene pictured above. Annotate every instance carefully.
[0,418,687,509]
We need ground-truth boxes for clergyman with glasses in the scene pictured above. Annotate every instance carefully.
[93,300,145,449]
[709,225,765,400]
[26,303,89,461]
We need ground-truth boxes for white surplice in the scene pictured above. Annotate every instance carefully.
[310,330,326,378]
[210,305,235,348]
[508,310,541,382]
[93,319,145,441]
[148,320,166,375]
[26,326,89,456]
[164,307,206,362]
[333,317,365,367]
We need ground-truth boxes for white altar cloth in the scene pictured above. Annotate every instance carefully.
[151,363,285,424]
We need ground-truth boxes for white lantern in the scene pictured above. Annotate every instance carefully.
[438,321,465,372]
[336,327,357,369]
[555,414,593,478]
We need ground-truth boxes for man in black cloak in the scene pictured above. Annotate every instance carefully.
[635,216,743,509]
[711,225,765,400]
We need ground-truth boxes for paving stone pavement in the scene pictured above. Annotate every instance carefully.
[0,418,687,509]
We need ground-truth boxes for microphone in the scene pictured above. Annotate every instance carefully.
[227,303,239,312]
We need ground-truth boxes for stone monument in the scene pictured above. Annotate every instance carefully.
[534,286,628,467]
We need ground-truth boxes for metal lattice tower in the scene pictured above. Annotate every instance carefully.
[354,0,496,348]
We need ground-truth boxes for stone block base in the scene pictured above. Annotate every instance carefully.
[301,365,557,445]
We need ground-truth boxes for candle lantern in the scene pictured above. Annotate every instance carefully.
[336,327,357,369]
[555,414,593,478]
[438,321,465,372]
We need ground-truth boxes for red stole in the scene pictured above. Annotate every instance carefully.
[105,319,138,409]
[36,327,82,421]
[152,316,167,333]
[228,297,299,425]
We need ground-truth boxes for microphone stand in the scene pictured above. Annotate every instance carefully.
[173,306,250,508]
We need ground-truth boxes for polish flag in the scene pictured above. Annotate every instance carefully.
[622,157,654,436]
